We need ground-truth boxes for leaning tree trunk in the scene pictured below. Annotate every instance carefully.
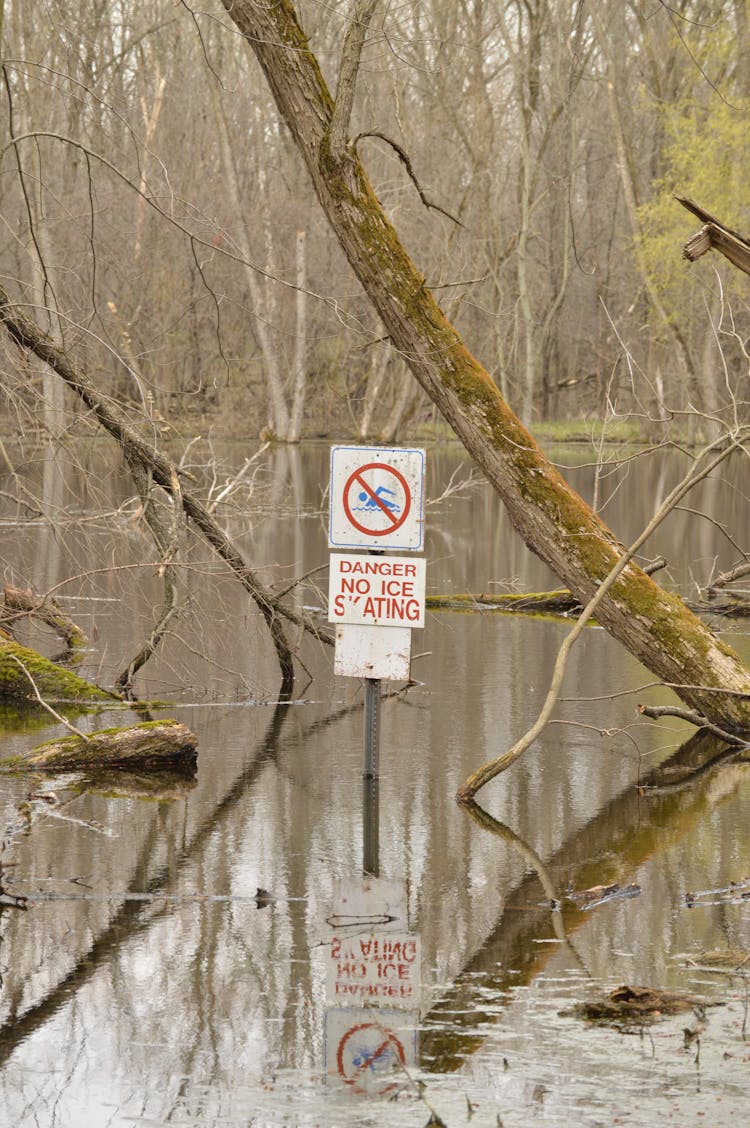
[220,0,750,730]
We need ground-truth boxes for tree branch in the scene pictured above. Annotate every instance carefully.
[115,458,181,695]
[707,560,750,593]
[7,655,91,740]
[458,427,750,799]
[637,703,746,747]
[352,131,463,226]
[329,0,380,157]
[0,285,334,695]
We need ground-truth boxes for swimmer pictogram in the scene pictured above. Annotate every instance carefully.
[355,484,399,512]
[343,462,411,537]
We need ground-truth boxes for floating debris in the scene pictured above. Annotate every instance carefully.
[685,878,750,907]
[685,950,750,973]
[566,881,642,910]
[564,984,718,1027]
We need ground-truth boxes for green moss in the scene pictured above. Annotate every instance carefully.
[0,640,114,704]
[427,590,581,620]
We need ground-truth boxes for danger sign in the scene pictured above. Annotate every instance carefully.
[329,446,425,550]
[329,553,426,628]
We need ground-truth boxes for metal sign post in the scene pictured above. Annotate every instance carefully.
[362,547,382,878]
[328,445,425,876]
[363,675,380,782]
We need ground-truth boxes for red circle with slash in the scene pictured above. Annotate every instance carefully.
[342,462,411,537]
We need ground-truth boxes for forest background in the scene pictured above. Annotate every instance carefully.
[1,0,748,447]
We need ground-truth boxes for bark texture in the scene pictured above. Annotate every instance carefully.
[3,585,87,651]
[220,0,750,729]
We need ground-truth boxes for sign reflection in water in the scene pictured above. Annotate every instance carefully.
[322,801,421,1095]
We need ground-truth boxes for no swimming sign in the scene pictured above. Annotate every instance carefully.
[328,446,425,551]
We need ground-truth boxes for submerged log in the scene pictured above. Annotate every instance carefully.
[4,720,198,773]
[427,590,581,615]
[427,563,665,618]
[566,983,718,1026]
[0,640,114,704]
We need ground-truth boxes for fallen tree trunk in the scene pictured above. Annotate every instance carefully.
[0,640,114,705]
[220,0,750,732]
[3,720,197,773]
[427,591,581,615]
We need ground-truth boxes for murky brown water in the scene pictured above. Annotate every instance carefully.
[1,441,750,1126]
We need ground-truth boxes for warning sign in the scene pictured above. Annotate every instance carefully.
[329,553,426,628]
[329,446,425,550]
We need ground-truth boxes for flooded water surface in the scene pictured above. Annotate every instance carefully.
[1,442,750,1126]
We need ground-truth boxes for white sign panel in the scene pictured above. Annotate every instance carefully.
[329,553,426,628]
[329,876,408,933]
[329,446,425,551]
[334,624,412,681]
